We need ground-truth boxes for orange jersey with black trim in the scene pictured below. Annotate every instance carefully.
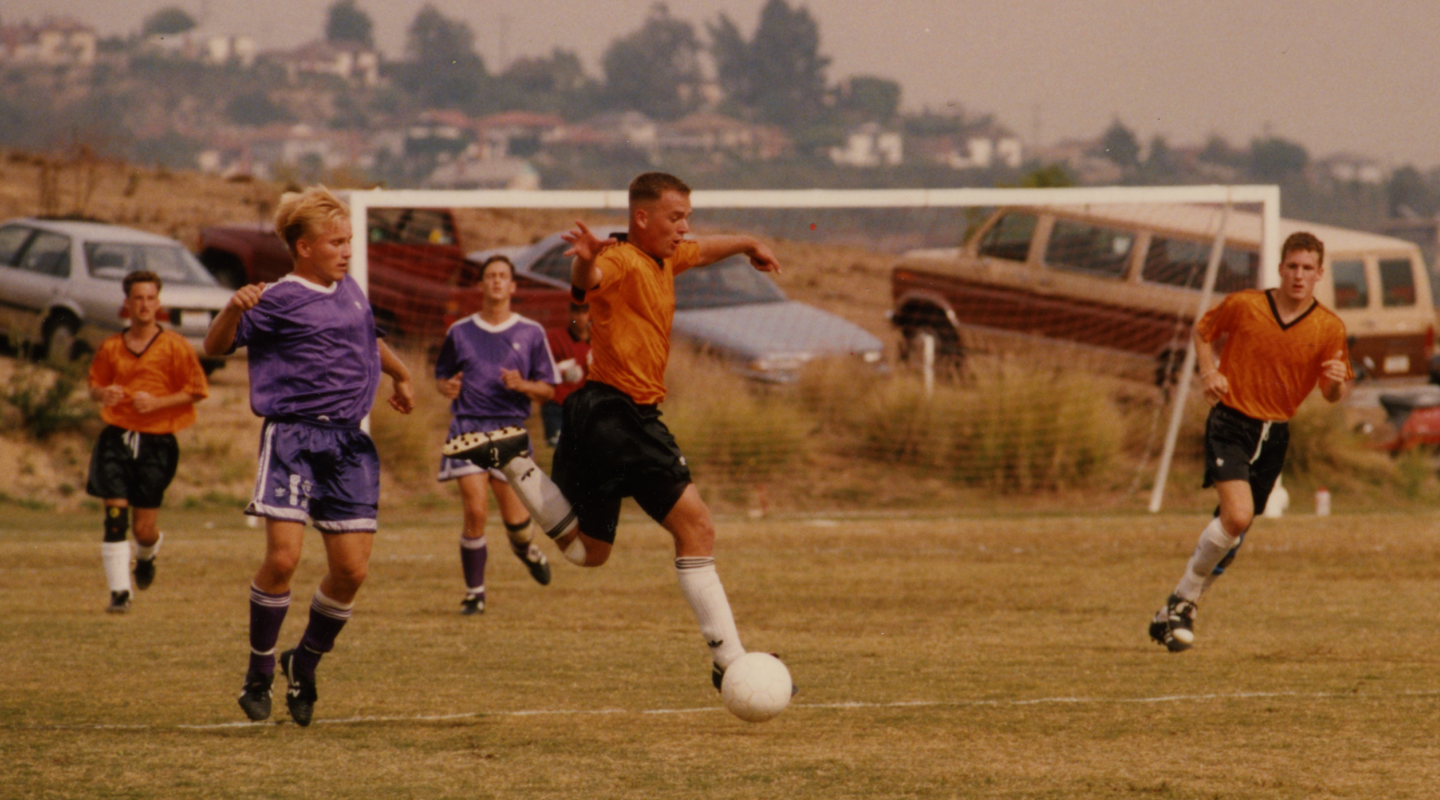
[586,238,701,405]
[88,328,209,434]
[1196,289,1351,421]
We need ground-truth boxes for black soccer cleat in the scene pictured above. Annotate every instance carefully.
[238,672,274,721]
[460,594,485,616]
[133,557,156,591]
[106,590,131,614]
[512,541,551,586]
[1149,594,1197,652]
[279,648,318,727]
[443,426,530,470]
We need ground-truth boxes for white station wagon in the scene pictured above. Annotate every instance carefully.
[0,218,234,371]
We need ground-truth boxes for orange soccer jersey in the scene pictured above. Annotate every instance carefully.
[1196,289,1352,421]
[88,329,209,434]
[585,238,701,405]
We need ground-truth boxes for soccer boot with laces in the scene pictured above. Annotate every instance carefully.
[443,426,530,470]
[460,594,485,615]
[238,671,274,721]
[133,556,156,590]
[1148,594,1197,652]
[511,540,551,586]
[278,648,318,727]
[106,590,131,614]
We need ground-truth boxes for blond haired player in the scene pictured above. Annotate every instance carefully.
[445,171,783,691]
[1150,231,1352,651]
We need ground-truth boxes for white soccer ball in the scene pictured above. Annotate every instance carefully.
[720,652,792,723]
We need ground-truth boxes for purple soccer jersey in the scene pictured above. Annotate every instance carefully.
[232,275,381,426]
[434,313,558,420]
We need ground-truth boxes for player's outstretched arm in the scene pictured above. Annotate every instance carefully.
[693,235,781,274]
[378,339,415,414]
[204,283,265,356]
[562,220,613,291]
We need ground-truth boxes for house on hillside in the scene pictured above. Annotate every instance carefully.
[423,157,540,191]
[475,111,569,159]
[270,40,380,87]
[1314,152,1385,185]
[829,123,903,167]
[1028,138,1123,184]
[658,112,791,161]
[911,123,1023,170]
[0,17,96,67]
[142,28,257,68]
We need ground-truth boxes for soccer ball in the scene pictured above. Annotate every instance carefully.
[720,652,792,723]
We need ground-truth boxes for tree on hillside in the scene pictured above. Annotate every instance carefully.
[708,0,830,128]
[1386,165,1438,218]
[398,4,487,110]
[837,76,901,123]
[141,7,197,37]
[1097,119,1140,170]
[494,48,602,118]
[1249,136,1308,181]
[326,0,375,49]
[601,4,702,121]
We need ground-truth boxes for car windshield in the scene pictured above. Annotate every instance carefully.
[674,256,786,310]
[85,242,219,286]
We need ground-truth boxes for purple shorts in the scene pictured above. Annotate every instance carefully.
[247,419,380,532]
[437,415,531,483]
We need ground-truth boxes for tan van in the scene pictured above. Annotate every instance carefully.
[888,203,1434,382]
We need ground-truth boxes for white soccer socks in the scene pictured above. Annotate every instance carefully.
[1174,516,1241,602]
[134,531,163,563]
[676,557,746,669]
[102,541,132,594]
[499,456,584,565]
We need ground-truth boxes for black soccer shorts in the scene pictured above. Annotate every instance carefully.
[551,381,692,544]
[1202,403,1289,512]
[85,425,180,508]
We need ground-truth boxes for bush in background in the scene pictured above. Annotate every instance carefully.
[0,363,95,440]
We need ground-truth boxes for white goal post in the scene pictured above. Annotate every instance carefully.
[346,184,1280,511]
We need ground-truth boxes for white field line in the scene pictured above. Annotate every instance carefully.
[17,689,1440,732]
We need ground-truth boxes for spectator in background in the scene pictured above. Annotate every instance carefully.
[542,301,591,447]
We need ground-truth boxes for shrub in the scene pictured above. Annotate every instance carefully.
[0,363,96,440]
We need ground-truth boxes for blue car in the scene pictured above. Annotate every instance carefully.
[473,229,884,382]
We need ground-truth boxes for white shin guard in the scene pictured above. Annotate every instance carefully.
[500,456,584,564]
[1175,517,1241,601]
[102,541,132,594]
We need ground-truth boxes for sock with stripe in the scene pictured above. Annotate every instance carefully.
[293,589,353,681]
[460,535,487,598]
[248,584,291,678]
[676,556,745,669]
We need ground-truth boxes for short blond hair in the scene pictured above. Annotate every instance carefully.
[274,186,349,254]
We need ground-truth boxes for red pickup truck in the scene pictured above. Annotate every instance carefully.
[196,207,570,342]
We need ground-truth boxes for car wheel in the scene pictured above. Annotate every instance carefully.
[901,325,963,369]
[42,318,81,366]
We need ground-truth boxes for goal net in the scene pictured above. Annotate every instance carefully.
[347,186,1279,514]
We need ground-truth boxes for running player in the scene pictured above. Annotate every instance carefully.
[86,270,209,613]
[435,255,557,614]
[445,171,782,690]
[1150,231,1352,651]
[204,186,416,725]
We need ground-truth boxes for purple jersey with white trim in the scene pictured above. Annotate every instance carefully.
[233,275,381,426]
[434,313,558,420]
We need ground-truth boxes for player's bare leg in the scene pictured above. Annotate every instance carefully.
[130,507,162,591]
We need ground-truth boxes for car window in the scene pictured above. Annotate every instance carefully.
[18,231,71,278]
[1143,237,1259,293]
[84,242,219,286]
[675,256,786,310]
[1330,259,1367,309]
[1379,258,1416,307]
[976,213,1036,261]
[0,225,34,266]
[529,245,573,282]
[1044,220,1134,278]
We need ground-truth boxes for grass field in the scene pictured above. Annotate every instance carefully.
[4,505,1440,799]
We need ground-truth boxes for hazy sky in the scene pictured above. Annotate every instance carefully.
[10,0,1440,167]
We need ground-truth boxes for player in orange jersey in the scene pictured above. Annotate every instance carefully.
[1150,231,1353,651]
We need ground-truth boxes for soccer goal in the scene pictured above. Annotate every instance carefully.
[347,185,1279,512]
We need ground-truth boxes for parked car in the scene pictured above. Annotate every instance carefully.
[196,207,570,343]
[889,204,1435,384]
[0,218,233,371]
[473,229,885,382]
